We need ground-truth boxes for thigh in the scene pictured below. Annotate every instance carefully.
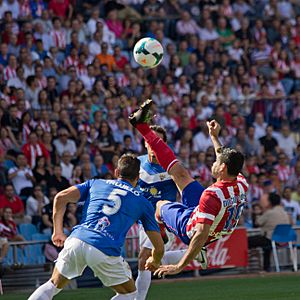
[182,180,205,207]
[160,202,193,245]
[55,237,87,280]
[85,245,133,287]
[111,278,136,294]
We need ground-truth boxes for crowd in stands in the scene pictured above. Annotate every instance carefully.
[1,0,300,266]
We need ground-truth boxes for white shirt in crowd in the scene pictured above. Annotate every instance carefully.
[8,166,33,195]
[26,195,50,217]
[282,198,300,224]
[60,161,74,180]
[192,132,212,152]
[274,133,296,159]
[53,139,77,157]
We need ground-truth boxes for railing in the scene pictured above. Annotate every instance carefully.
[5,226,300,266]
[7,240,48,266]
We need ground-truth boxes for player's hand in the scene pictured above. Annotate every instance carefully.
[154,264,182,277]
[206,120,221,138]
[52,232,67,247]
[145,256,160,272]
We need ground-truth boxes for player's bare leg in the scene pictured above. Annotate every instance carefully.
[28,267,69,299]
[110,278,137,299]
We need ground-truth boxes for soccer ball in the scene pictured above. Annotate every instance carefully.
[133,37,164,68]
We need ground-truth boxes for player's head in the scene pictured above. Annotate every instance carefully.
[211,147,244,179]
[146,125,167,163]
[115,153,141,186]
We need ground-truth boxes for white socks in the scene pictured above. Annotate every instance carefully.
[135,270,151,300]
[161,250,186,265]
[28,280,62,300]
[111,291,137,299]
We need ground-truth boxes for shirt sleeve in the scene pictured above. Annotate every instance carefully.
[75,180,92,202]
[197,190,222,225]
[139,198,160,232]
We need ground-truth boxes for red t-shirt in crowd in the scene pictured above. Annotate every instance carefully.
[0,219,17,239]
[0,195,24,215]
[48,0,70,18]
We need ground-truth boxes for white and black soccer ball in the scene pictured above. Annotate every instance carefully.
[133,37,164,68]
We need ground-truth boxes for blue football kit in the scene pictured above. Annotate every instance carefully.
[138,155,178,206]
[70,178,160,256]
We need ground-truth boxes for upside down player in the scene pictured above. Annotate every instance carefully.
[136,125,180,300]
[130,100,248,276]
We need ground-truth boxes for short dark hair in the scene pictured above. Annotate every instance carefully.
[150,125,167,142]
[268,193,281,207]
[117,154,140,181]
[218,147,244,176]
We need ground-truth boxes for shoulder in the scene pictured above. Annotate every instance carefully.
[200,187,222,202]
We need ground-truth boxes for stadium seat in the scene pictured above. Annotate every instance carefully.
[271,224,297,272]
[18,224,38,241]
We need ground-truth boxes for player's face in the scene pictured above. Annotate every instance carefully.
[146,132,164,163]
[211,157,222,178]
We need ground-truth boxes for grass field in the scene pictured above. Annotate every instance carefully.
[2,274,300,300]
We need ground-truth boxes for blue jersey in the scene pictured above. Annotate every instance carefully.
[138,155,178,208]
[70,179,159,256]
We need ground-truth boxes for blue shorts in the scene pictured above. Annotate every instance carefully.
[160,181,205,245]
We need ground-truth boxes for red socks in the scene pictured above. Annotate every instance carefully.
[136,123,178,172]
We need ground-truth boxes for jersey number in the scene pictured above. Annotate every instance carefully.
[224,202,245,231]
[102,189,128,215]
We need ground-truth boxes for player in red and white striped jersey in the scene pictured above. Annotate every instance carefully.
[185,172,248,244]
[129,99,248,276]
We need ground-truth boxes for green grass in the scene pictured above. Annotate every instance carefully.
[2,274,300,300]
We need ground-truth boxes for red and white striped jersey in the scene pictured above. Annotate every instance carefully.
[186,174,248,243]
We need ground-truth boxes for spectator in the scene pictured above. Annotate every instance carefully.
[8,153,34,197]
[26,185,49,225]
[32,155,51,189]
[0,207,25,243]
[53,128,76,158]
[281,186,300,224]
[60,151,74,181]
[41,187,57,235]
[96,42,116,72]
[176,11,199,36]
[274,123,297,159]
[259,125,279,155]
[248,193,290,272]
[97,120,116,164]
[22,131,50,168]
[1,104,21,142]
[48,164,70,192]
[0,184,28,224]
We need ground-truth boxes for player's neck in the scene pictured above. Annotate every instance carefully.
[117,177,137,187]
[217,174,237,182]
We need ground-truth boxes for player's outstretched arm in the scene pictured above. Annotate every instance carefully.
[52,186,81,247]
[154,223,210,276]
[207,120,223,157]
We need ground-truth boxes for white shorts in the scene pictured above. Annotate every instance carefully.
[138,224,175,251]
[55,237,132,287]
